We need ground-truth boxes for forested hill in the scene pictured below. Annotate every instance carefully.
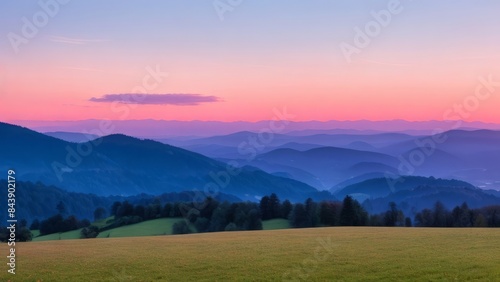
[0,180,241,224]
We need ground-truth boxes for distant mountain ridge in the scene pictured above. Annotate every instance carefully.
[174,128,500,191]
[0,122,328,202]
[44,131,99,143]
[331,176,500,214]
[14,119,500,138]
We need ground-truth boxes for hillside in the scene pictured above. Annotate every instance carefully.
[0,122,326,202]
[31,218,288,241]
[251,146,398,189]
[0,180,242,224]
[332,176,500,214]
[334,176,476,199]
[44,131,100,143]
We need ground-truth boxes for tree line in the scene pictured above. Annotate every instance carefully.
[413,201,500,227]
[2,194,499,242]
[107,197,263,235]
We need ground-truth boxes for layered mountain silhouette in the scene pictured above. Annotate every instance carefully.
[332,176,500,214]
[44,131,99,143]
[173,129,500,191]
[0,122,326,202]
[250,147,398,190]
[2,121,500,212]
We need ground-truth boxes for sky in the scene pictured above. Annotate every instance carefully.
[1,0,500,123]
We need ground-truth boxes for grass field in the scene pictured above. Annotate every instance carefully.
[2,227,499,281]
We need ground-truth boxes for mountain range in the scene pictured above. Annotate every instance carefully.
[13,119,500,138]
[0,122,327,202]
[163,129,500,191]
[1,120,499,218]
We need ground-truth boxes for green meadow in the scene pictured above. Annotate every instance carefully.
[31,218,289,241]
[3,227,499,281]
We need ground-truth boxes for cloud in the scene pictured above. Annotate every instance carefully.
[50,36,109,45]
[89,94,222,106]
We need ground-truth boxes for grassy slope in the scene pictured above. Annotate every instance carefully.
[32,218,288,242]
[262,218,290,230]
[4,227,499,281]
[31,230,40,237]
[97,218,186,238]
[32,229,83,242]
[31,217,186,241]
[93,216,115,228]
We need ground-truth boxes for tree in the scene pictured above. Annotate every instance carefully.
[133,205,146,220]
[451,206,462,227]
[148,201,162,219]
[111,201,122,217]
[353,200,368,226]
[319,201,334,226]
[474,214,487,227]
[194,217,210,233]
[172,203,183,217]
[369,214,384,226]
[199,197,219,220]
[460,202,472,227]
[116,201,134,218]
[290,203,309,228]
[414,208,433,227]
[209,206,228,232]
[259,196,271,220]
[384,202,399,227]
[383,202,404,227]
[432,201,448,227]
[319,201,341,226]
[94,207,107,221]
[40,214,64,235]
[339,196,367,226]
[81,226,99,238]
[305,198,319,227]
[161,203,173,218]
[78,219,91,228]
[281,200,293,219]
[224,222,238,231]
[246,209,262,230]
[482,205,500,227]
[172,221,191,235]
[405,217,412,227]
[340,196,356,226]
[63,215,79,232]
[0,227,34,242]
[269,193,281,219]
[18,227,33,242]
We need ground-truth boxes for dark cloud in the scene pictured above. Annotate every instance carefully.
[89,93,222,105]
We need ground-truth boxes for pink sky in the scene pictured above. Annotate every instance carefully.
[1,1,500,124]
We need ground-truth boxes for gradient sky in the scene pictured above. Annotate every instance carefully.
[1,0,500,123]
